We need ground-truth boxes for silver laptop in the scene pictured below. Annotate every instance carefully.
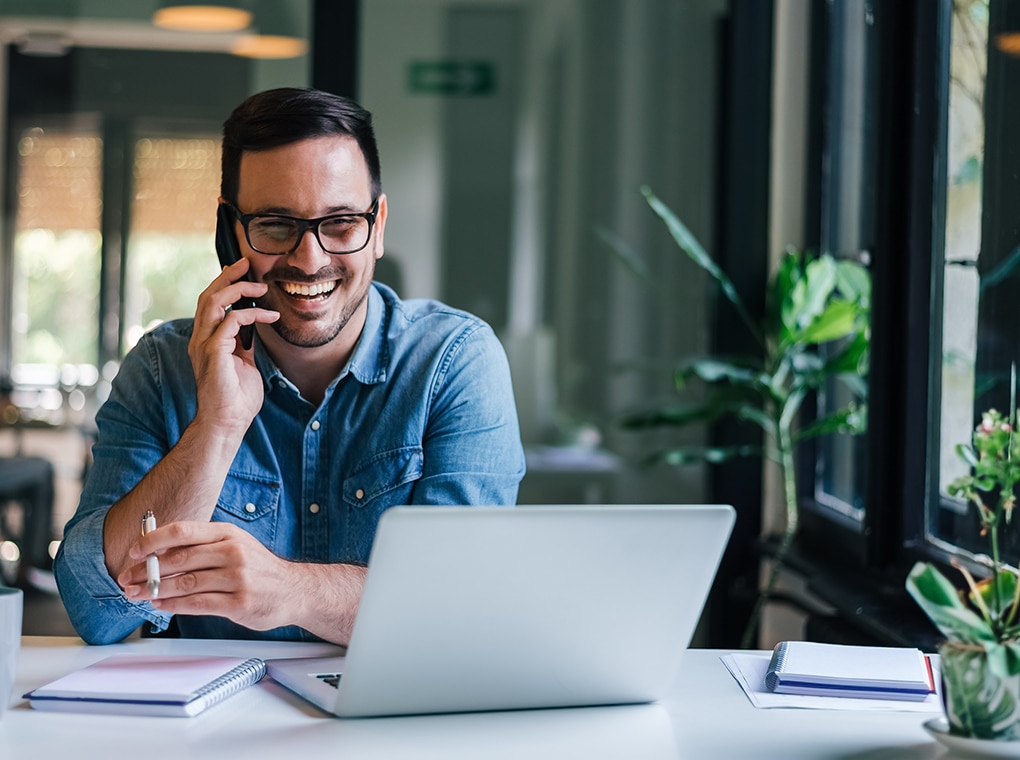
[267,504,735,718]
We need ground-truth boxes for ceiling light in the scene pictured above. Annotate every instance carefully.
[230,34,308,59]
[229,1,309,60]
[997,33,1020,56]
[153,3,253,33]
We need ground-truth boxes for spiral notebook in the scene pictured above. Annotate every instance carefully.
[764,642,934,701]
[24,654,266,717]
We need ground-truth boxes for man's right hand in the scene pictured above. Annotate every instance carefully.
[188,257,278,438]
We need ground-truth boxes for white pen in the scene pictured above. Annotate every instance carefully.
[141,510,160,598]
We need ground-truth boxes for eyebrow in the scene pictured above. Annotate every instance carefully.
[247,201,371,217]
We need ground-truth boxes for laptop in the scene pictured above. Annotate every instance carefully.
[267,503,735,718]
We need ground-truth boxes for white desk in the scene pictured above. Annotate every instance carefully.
[1,637,942,759]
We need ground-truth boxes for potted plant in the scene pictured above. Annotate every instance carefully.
[907,401,1020,741]
[604,187,870,648]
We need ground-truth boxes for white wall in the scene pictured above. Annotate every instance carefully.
[358,1,446,300]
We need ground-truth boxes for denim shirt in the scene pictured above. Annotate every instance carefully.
[54,283,525,644]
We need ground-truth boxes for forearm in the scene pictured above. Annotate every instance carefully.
[282,561,367,646]
[103,416,245,580]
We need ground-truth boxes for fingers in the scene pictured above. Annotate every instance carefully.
[118,522,274,625]
[193,259,275,348]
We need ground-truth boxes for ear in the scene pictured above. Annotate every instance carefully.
[372,193,388,260]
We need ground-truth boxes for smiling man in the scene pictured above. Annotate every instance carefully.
[54,88,526,645]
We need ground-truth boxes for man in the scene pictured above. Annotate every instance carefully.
[54,88,525,645]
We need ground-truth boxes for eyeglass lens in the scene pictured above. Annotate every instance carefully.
[248,215,371,254]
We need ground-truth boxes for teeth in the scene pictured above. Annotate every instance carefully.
[281,280,337,297]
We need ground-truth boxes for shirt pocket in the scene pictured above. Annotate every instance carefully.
[213,472,282,546]
[343,446,424,509]
[343,446,423,558]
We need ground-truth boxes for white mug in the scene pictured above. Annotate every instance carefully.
[0,586,22,718]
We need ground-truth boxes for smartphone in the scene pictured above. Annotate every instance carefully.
[215,203,256,350]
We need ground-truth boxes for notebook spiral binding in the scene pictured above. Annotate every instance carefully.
[763,643,789,691]
[193,658,267,707]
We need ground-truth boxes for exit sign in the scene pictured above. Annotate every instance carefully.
[408,61,495,96]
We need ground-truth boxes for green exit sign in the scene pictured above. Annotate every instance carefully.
[408,61,495,96]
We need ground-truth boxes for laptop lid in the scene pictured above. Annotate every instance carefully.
[268,504,735,718]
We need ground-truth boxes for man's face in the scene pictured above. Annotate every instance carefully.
[235,135,386,349]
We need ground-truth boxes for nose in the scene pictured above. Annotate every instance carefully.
[286,224,332,274]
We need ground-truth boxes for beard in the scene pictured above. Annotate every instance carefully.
[259,258,376,348]
[271,287,370,347]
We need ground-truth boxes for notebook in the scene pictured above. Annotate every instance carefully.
[24,655,267,717]
[764,641,935,701]
[267,503,735,718]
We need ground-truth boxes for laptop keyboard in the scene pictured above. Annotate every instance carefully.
[316,673,342,689]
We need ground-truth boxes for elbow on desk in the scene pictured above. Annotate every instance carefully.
[53,558,145,645]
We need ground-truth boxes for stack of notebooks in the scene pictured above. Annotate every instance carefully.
[764,641,935,701]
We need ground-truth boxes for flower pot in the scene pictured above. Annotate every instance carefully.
[939,640,1020,741]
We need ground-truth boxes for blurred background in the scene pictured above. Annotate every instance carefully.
[0,1,998,653]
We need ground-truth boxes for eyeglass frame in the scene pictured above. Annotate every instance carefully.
[223,198,380,255]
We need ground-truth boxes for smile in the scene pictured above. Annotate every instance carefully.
[280,280,338,297]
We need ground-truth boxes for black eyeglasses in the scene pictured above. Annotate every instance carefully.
[225,199,379,255]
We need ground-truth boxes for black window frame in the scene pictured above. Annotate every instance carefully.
[739,0,953,648]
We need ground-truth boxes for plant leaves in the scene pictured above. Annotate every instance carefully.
[597,226,659,292]
[795,300,862,345]
[823,332,870,376]
[641,186,764,346]
[794,407,867,442]
[795,255,839,331]
[653,444,763,466]
[677,358,767,389]
[834,259,871,306]
[906,562,997,645]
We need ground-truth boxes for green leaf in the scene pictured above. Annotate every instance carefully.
[906,562,997,644]
[654,444,763,466]
[834,259,871,306]
[598,226,659,292]
[795,300,862,345]
[973,569,1020,621]
[679,358,767,389]
[772,250,805,340]
[641,186,764,346]
[794,407,867,441]
[822,331,869,375]
[980,244,1020,292]
[796,255,839,331]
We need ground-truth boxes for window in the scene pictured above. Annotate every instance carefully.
[12,127,102,369]
[797,0,1020,631]
[124,134,221,350]
[932,0,1020,564]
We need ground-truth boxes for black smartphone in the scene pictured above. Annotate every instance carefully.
[215,203,256,350]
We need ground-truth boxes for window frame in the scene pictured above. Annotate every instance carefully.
[794,0,950,581]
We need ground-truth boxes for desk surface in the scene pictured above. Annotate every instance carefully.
[2,637,943,760]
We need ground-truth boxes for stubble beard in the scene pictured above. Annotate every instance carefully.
[263,259,376,349]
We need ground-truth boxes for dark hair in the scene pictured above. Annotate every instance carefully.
[220,87,382,205]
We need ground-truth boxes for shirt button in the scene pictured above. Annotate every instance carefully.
[278,380,287,389]
[244,503,256,514]
[355,488,365,500]
[311,420,320,431]
[309,503,320,514]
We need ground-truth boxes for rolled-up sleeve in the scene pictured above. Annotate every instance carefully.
[54,327,186,643]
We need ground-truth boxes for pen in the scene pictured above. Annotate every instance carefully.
[141,510,160,598]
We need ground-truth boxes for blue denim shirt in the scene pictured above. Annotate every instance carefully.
[55,284,525,644]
